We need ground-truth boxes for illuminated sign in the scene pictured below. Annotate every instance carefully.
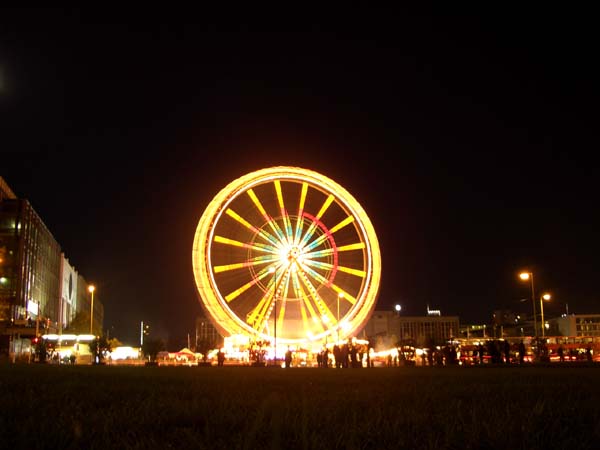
[27,300,39,316]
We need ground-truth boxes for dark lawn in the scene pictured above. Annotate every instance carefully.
[1,364,599,449]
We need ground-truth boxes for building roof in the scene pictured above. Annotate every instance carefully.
[0,177,17,200]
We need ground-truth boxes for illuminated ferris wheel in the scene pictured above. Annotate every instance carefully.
[192,166,381,345]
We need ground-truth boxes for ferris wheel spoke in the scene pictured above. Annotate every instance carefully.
[296,265,337,325]
[300,263,357,306]
[302,259,333,271]
[299,264,329,288]
[298,194,335,248]
[304,215,355,252]
[246,286,273,330]
[213,254,278,274]
[274,181,294,244]
[293,182,308,245]
[247,189,288,244]
[303,259,366,278]
[213,235,276,254]
[295,273,326,333]
[225,208,280,249]
[329,285,356,308]
[246,299,263,327]
[304,242,365,259]
[261,268,289,333]
[224,268,271,303]
[292,271,312,336]
[275,268,292,333]
[329,283,357,306]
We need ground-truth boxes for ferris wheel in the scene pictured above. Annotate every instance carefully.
[192,166,381,345]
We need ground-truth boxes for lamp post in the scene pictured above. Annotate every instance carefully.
[540,293,551,338]
[519,272,537,339]
[140,321,149,347]
[395,304,402,345]
[269,267,277,365]
[88,285,96,335]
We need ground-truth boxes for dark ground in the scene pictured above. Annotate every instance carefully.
[1,363,599,449]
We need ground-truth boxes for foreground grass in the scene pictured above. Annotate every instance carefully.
[1,364,599,449]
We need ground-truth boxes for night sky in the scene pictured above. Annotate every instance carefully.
[1,9,598,347]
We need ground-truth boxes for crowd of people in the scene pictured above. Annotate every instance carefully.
[315,341,370,368]
[220,338,596,368]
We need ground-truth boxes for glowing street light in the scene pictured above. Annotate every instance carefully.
[395,304,402,316]
[518,272,537,339]
[88,285,96,335]
[540,293,551,338]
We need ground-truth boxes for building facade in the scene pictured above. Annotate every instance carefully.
[0,176,102,358]
[0,184,62,358]
[551,314,600,337]
[59,256,78,332]
[361,310,460,349]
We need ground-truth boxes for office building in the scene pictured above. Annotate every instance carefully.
[0,176,101,359]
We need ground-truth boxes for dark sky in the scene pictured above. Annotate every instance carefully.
[1,8,598,346]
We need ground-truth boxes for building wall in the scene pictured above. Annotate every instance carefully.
[576,315,600,336]
[554,315,600,337]
[0,199,19,321]
[361,310,460,348]
[1,177,101,357]
[60,255,78,331]
[0,198,61,326]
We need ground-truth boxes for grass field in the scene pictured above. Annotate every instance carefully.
[1,364,599,449]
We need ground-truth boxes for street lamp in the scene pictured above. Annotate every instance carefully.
[540,293,551,338]
[269,267,277,365]
[140,321,150,346]
[519,272,537,338]
[337,292,344,342]
[395,304,402,316]
[88,285,96,334]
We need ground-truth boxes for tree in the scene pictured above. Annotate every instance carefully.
[142,337,165,363]
[65,311,101,335]
[89,336,112,364]
[107,337,123,350]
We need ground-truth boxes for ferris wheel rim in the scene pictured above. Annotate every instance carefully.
[192,166,381,345]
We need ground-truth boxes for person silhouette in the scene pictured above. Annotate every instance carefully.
[217,349,225,367]
[558,345,565,362]
[518,340,526,364]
